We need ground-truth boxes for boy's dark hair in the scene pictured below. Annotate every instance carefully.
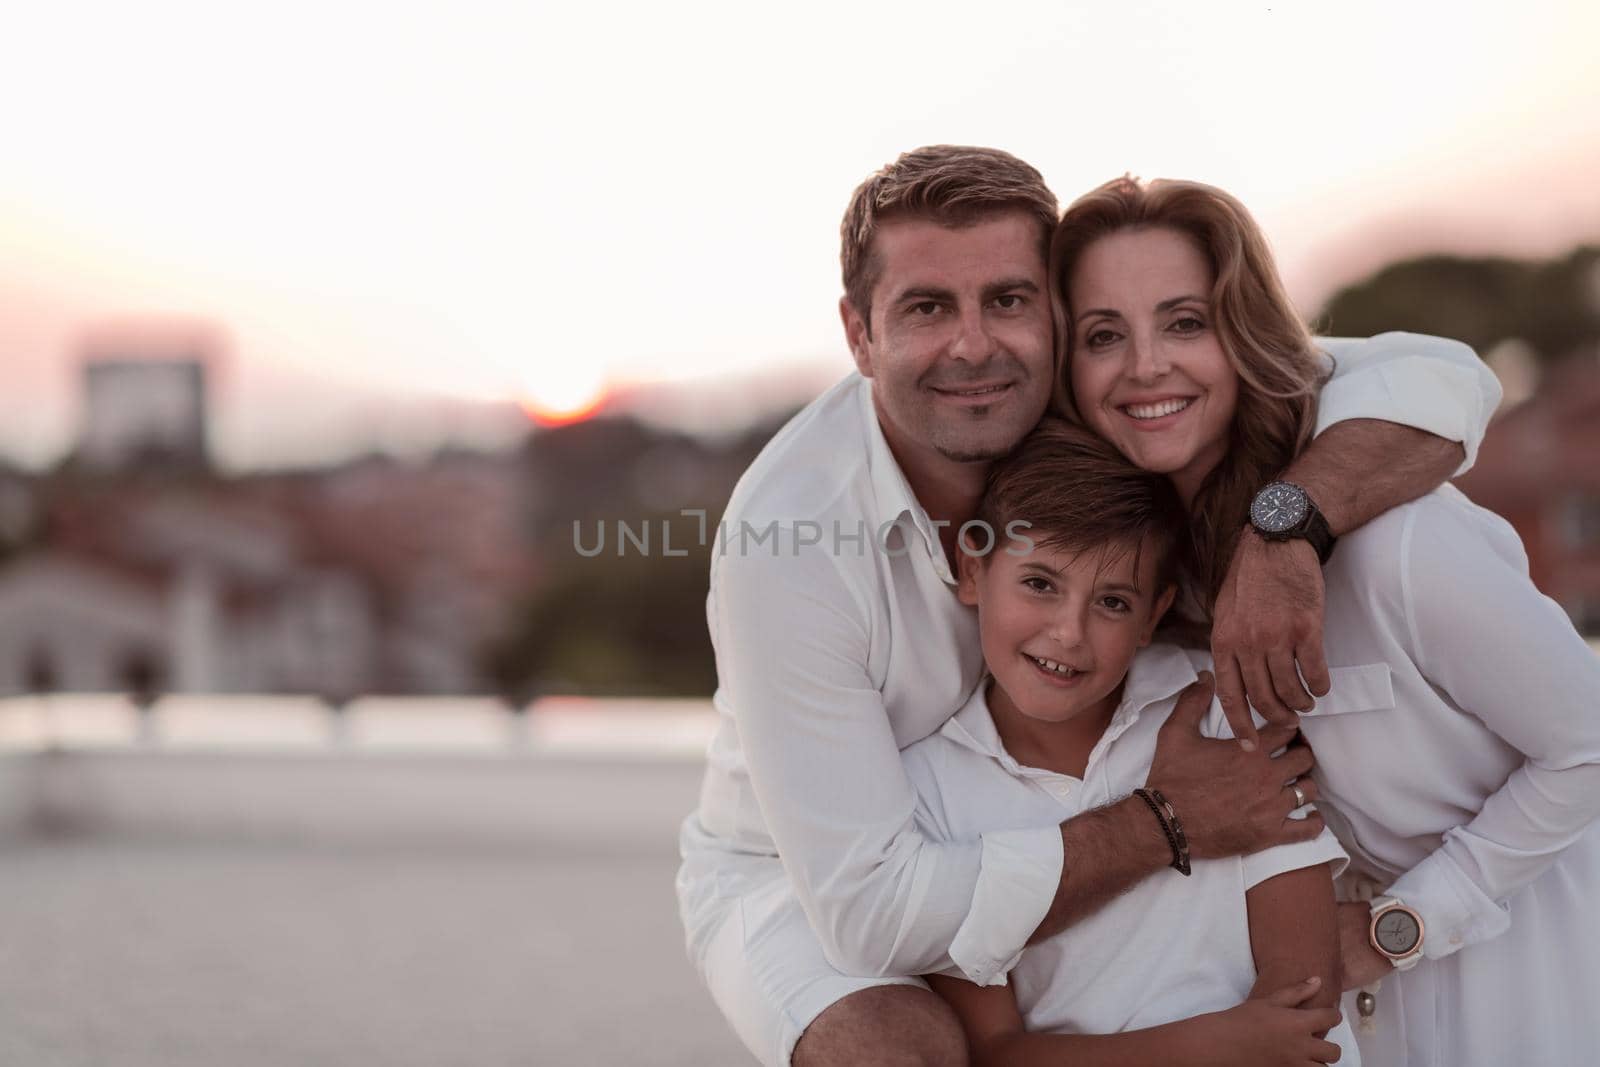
[976,418,1188,593]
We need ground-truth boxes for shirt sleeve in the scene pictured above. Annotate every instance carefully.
[713,531,1062,983]
[1382,493,1600,961]
[1313,332,1501,475]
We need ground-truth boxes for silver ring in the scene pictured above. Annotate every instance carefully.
[1290,783,1307,807]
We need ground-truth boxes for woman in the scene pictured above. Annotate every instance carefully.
[1051,176,1600,1067]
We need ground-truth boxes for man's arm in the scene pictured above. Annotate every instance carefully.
[1034,677,1321,941]
[925,972,1343,1067]
[718,543,1322,981]
[1213,332,1502,736]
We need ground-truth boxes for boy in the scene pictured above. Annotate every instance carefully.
[904,419,1358,1065]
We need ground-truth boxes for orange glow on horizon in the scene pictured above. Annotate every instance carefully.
[517,363,610,426]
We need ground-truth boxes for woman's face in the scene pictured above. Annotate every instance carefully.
[1067,226,1239,506]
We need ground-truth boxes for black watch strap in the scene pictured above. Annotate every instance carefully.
[1302,508,1337,564]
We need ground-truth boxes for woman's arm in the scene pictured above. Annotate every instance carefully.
[925,973,1343,1067]
[1372,493,1600,962]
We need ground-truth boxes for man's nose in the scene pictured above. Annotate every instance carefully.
[948,307,997,362]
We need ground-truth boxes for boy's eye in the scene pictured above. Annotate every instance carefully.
[1022,576,1053,594]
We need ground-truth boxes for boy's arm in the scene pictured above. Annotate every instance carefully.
[926,972,1340,1067]
[1245,863,1343,1015]
[1213,331,1501,736]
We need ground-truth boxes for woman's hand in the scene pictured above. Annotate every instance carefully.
[1191,977,1344,1066]
[1336,901,1395,989]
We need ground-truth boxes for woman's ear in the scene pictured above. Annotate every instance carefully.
[1140,583,1179,645]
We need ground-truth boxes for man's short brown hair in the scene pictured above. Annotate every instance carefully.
[976,418,1188,593]
[840,145,1058,333]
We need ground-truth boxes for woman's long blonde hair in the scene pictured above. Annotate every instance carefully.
[1050,176,1329,614]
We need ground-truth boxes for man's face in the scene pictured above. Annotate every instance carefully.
[841,211,1053,466]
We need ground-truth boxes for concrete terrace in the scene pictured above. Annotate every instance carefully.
[0,695,751,1066]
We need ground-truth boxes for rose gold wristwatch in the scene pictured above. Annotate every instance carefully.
[1369,896,1424,971]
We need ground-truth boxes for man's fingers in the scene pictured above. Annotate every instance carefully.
[1211,658,1258,748]
[1258,722,1300,755]
[1279,810,1326,843]
[1273,744,1316,781]
[1298,635,1332,699]
[1268,647,1314,712]
[1166,672,1215,730]
[1240,654,1293,724]
[1284,777,1319,812]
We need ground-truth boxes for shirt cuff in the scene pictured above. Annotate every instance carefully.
[1314,355,1490,476]
[947,825,1063,986]
[1385,838,1512,961]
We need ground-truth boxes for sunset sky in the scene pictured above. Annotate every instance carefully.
[2,0,1597,469]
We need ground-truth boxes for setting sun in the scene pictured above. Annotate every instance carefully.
[519,362,609,426]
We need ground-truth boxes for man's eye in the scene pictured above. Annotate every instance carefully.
[909,301,941,316]
[993,294,1024,310]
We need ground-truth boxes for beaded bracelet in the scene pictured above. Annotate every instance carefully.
[1133,787,1192,876]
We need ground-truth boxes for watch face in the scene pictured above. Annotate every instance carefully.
[1374,908,1422,956]
[1251,482,1309,534]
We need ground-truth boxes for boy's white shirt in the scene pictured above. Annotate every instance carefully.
[678,332,1501,985]
[900,642,1357,1063]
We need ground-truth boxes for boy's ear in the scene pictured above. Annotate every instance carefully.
[1140,583,1179,646]
[956,535,983,607]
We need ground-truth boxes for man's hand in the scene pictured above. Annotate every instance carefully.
[1212,528,1331,744]
[1145,673,1323,859]
[1336,901,1394,990]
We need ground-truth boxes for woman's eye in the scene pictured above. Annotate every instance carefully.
[1101,596,1130,613]
[1084,328,1118,348]
[1170,315,1205,334]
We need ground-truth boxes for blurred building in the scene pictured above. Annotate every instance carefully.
[77,323,217,473]
[1458,356,1600,635]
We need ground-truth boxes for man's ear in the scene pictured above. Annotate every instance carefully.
[840,296,873,378]
[1140,583,1179,646]
[956,535,983,607]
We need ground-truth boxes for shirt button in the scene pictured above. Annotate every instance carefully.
[1049,782,1070,798]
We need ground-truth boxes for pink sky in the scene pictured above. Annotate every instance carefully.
[1,2,1596,470]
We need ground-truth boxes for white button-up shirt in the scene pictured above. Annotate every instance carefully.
[1306,484,1600,1066]
[902,645,1358,1061]
[678,333,1500,985]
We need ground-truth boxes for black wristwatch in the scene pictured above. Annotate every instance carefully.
[1248,481,1337,564]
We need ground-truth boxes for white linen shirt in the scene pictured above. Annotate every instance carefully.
[901,644,1358,1062]
[1304,484,1600,1067]
[677,332,1500,985]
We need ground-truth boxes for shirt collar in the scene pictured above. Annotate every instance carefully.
[939,644,1204,769]
[857,376,952,581]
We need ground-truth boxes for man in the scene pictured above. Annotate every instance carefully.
[676,146,1500,1067]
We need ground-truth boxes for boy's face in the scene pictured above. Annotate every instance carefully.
[957,532,1175,726]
